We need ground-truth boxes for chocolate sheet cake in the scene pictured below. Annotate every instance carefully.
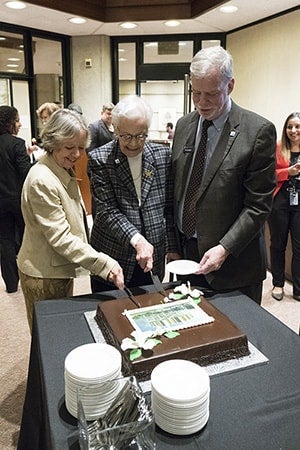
[95,290,249,381]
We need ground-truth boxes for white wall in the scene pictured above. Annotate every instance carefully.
[71,9,300,137]
[71,35,112,125]
[227,9,300,137]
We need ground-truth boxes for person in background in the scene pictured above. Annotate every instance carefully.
[68,103,83,115]
[27,102,61,162]
[87,102,115,218]
[86,102,115,153]
[18,109,124,331]
[88,95,179,292]
[36,102,61,125]
[0,106,31,293]
[166,122,174,140]
[68,103,92,215]
[268,112,300,302]
[171,46,276,304]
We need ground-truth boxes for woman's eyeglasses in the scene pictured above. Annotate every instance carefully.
[118,133,148,142]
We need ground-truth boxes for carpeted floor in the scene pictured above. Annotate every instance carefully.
[0,274,91,450]
[0,271,299,449]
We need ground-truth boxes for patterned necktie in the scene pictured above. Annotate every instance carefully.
[182,119,212,238]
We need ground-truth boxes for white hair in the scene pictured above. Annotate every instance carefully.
[112,95,153,128]
[190,46,233,81]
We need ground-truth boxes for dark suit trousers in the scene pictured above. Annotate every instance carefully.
[0,208,24,292]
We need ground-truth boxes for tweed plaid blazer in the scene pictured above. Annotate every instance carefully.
[88,139,178,284]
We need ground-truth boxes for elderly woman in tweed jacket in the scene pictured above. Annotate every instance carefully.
[88,95,180,292]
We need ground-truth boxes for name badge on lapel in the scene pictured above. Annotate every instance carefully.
[183,146,193,154]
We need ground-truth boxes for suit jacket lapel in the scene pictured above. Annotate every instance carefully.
[178,113,199,199]
[113,145,137,199]
[100,120,113,141]
[141,144,156,205]
[112,143,157,204]
[197,104,240,199]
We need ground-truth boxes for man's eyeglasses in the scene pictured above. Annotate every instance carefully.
[118,133,148,142]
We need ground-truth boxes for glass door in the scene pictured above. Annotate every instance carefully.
[113,35,225,138]
[140,79,186,141]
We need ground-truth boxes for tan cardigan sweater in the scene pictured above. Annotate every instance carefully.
[18,153,116,280]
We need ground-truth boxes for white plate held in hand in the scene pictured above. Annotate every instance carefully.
[166,259,199,275]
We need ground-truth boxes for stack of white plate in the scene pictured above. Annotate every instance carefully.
[64,342,122,420]
[151,359,210,435]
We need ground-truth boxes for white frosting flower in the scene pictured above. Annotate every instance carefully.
[174,283,190,295]
[121,330,160,351]
[173,283,203,299]
[189,288,203,298]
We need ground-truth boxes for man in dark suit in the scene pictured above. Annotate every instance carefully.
[172,46,276,304]
[88,95,179,292]
[87,103,115,217]
[86,102,115,153]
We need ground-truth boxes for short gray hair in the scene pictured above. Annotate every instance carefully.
[112,95,153,129]
[101,103,114,113]
[190,46,233,81]
[41,109,89,153]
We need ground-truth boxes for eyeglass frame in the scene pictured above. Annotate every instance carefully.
[116,128,148,143]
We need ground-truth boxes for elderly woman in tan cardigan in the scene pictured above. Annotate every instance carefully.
[18,109,124,331]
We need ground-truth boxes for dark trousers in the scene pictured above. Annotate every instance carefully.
[0,208,24,292]
[268,205,300,296]
[180,235,263,305]
[91,262,152,293]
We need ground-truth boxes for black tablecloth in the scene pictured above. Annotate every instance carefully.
[17,285,300,450]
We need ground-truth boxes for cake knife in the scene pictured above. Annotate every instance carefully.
[150,271,168,298]
[123,286,141,308]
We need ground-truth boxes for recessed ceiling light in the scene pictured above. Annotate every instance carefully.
[145,42,158,47]
[220,5,238,13]
[5,1,26,9]
[164,20,181,27]
[0,37,7,41]
[120,22,137,29]
[119,58,128,62]
[68,17,87,24]
[7,64,19,67]
[8,57,21,61]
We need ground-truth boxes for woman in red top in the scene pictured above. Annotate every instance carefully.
[268,112,300,301]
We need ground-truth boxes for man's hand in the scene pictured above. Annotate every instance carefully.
[107,263,124,290]
[195,244,229,275]
[135,237,153,272]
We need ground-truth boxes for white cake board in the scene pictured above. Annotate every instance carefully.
[84,310,269,393]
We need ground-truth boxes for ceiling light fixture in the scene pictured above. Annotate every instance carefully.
[8,57,21,61]
[68,17,87,24]
[120,22,137,29]
[164,20,181,27]
[220,5,238,13]
[5,1,26,9]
